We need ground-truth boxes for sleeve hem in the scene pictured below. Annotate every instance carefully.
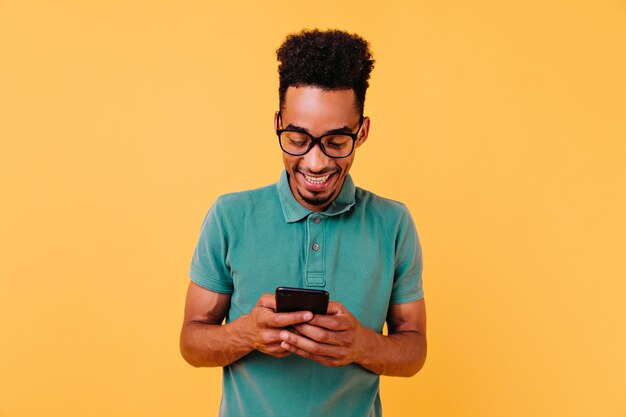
[190,268,233,294]
[390,289,424,305]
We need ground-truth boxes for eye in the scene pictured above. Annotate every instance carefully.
[289,139,308,147]
[284,132,310,147]
[323,135,351,149]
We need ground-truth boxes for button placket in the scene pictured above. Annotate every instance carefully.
[305,214,326,287]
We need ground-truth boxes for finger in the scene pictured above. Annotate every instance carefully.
[265,311,313,328]
[325,301,347,315]
[263,343,291,358]
[307,314,349,331]
[256,293,277,309]
[292,323,339,345]
[293,323,356,349]
[279,329,341,358]
[280,341,345,367]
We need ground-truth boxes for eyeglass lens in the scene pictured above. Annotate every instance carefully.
[279,131,354,158]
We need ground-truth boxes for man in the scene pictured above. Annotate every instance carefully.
[180,29,426,417]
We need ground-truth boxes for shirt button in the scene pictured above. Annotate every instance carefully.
[313,217,321,224]
[312,243,320,251]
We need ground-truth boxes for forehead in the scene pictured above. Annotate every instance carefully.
[281,86,359,130]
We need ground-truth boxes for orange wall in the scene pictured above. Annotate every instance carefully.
[1,1,625,416]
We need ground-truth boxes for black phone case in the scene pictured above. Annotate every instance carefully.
[275,287,329,315]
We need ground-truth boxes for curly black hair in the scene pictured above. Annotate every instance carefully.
[277,29,375,115]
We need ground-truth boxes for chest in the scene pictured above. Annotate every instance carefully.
[225,213,397,330]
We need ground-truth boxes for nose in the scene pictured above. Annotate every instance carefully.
[302,143,331,173]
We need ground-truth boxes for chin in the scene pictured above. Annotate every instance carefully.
[299,190,334,207]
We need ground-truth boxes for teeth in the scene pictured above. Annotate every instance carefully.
[304,174,330,184]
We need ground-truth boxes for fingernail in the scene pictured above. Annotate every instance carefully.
[303,312,313,320]
[280,331,289,340]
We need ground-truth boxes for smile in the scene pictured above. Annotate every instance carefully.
[303,173,331,185]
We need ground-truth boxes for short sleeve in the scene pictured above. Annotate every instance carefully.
[390,207,424,304]
[189,198,234,294]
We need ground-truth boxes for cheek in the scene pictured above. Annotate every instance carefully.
[338,159,354,174]
[282,155,296,170]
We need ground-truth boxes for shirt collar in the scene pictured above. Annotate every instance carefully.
[276,170,356,223]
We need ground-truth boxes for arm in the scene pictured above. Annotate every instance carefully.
[179,281,314,367]
[361,298,427,376]
[279,297,427,376]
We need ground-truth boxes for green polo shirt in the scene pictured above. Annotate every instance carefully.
[190,170,423,417]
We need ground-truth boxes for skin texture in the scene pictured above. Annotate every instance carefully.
[179,86,427,376]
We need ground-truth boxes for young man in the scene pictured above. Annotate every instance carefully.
[180,29,427,417]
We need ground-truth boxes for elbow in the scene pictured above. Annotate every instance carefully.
[179,341,200,367]
[179,333,208,368]
[180,351,203,368]
[180,346,212,368]
[405,354,426,377]
[407,339,427,377]
[179,334,227,368]
[397,336,427,377]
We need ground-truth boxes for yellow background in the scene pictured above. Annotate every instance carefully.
[1,0,625,416]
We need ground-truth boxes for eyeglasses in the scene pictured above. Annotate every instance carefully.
[276,112,364,159]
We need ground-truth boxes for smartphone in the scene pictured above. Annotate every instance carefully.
[275,287,329,315]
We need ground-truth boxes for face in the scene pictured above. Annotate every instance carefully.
[275,86,370,212]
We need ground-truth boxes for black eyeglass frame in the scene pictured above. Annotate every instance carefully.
[275,111,364,159]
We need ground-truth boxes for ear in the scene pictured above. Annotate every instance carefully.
[355,116,370,148]
[274,111,280,131]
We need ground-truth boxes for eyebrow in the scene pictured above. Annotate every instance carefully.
[284,123,356,135]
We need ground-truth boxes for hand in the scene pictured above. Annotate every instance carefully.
[278,301,373,367]
[244,293,314,358]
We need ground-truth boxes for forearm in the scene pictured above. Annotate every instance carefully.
[357,328,427,377]
[180,315,254,368]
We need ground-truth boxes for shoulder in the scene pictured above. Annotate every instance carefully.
[215,183,277,208]
[351,187,418,238]
[354,186,412,220]
[209,183,280,224]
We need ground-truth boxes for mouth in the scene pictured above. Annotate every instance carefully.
[298,170,337,192]
[303,173,331,185]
